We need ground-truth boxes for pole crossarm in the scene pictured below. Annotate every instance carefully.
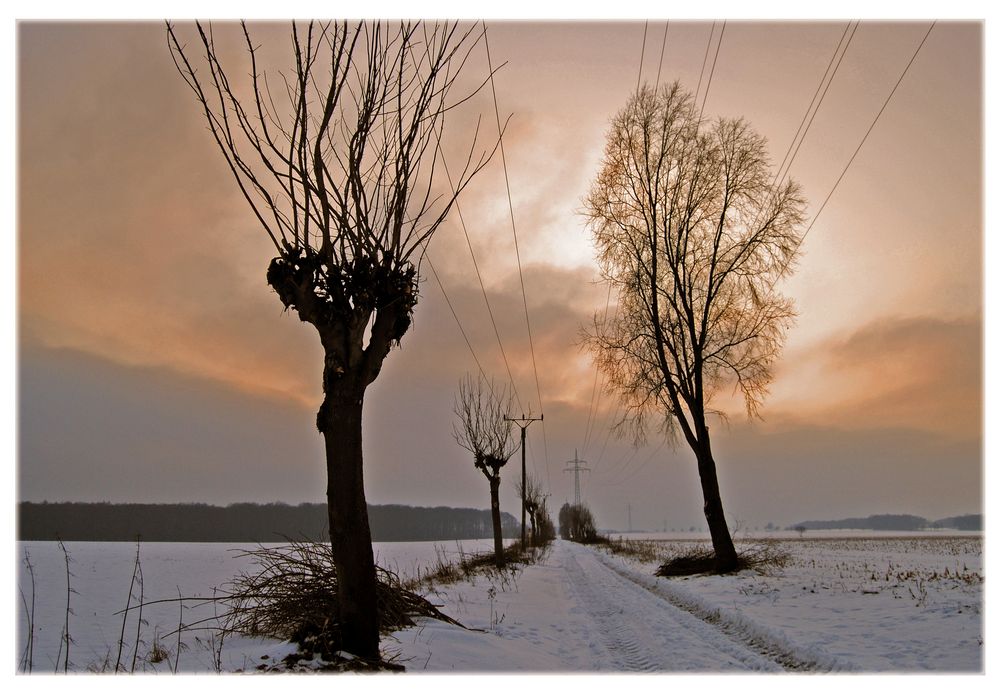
[506,414,543,544]
[506,415,544,428]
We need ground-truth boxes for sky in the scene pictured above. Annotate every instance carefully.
[15,18,983,531]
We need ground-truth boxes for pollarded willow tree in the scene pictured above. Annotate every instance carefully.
[167,21,495,658]
[585,82,807,572]
[453,375,516,567]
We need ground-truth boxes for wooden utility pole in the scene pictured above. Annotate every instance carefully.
[506,413,542,545]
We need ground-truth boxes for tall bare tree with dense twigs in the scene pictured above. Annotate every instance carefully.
[453,375,517,567]
[585,82,807,572]
[166,20,497,658]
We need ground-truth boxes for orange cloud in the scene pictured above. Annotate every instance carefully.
[766,316,981,439]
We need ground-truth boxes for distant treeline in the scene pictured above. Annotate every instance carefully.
[789,513,982,532]
[18,502,521,542]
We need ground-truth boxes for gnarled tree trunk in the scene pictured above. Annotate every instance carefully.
[318,372,379,659]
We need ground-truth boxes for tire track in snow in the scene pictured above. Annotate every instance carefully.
[560,542,784,671]
[590,547,852,672]
[561,546,666,671]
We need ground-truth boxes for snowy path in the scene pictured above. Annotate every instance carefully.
[561,541,785,671]
[386,539,806,672]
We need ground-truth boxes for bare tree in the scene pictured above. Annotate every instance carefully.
[166,21,495,658]
[515,473,543,544]
[584,82,807,572]
[453,375,516,566]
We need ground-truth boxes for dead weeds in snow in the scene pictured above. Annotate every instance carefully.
[220,540,461,667]
[597,537,790,577]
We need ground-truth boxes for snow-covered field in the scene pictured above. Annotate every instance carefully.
[390,534,983,672]
[15,533,983,673]
[14,538,503,673]
[594,534,983,671]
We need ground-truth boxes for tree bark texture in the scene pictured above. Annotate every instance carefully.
[695,435,739,572]
[488,476,506,567]
[318,381,379,659]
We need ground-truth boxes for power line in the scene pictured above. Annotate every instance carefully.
[587,434,667,490]
[432,130,525,412]
[425,254,490,384]
[587,383,623,476]
[581,380,606,457]
[483,24,551,490]
[771,22,857,194]
[600,438,668,488]
[636,20,649,92]
[581,275,613,457]
[793,21,936,254]
[775,22,860,200]
[693,21,717,107]
[740,21,858,259]
[698,20,727,118]
[596,445,638,479]
[654,21,670,90]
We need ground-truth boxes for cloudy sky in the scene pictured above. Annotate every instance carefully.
[17,19,982,530]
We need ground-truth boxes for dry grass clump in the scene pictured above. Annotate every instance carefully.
[599,537,666,564]
[737,539,791,574]
[222,540,461,662]
[656,539,790,577]
[655,544,720,576]
[408,541,542,589]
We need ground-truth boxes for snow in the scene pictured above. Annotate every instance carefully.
[390,536,982,672]
[596,534,983,671]
[15,540,272,673]
[13,538,501,673]
[389,539,793,671]
[15,534,983,673]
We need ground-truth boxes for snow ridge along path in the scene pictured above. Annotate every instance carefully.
[390,539,841,672]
